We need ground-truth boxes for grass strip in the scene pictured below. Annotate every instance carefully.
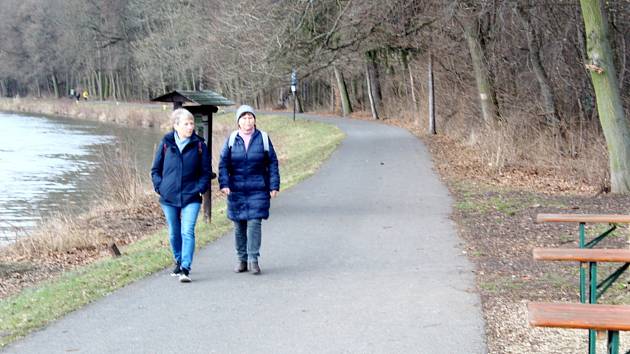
[0,114,344,347]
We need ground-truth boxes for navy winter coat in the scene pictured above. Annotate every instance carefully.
[151,131,211,208]
[218,130,280,221]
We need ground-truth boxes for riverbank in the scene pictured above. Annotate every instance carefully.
[0,101,344,347]
[0,97,168,129]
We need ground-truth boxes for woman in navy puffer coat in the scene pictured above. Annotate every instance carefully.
[151,108,211,283]
[219,105,280,275]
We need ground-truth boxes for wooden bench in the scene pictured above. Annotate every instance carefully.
[533,214,630,353]
[533,248,630,303]
[532,213,630,354]
[536,213,630,249]
[533,248,630,263]
[536,213,630,300]
[536,214,630,224]
[528,302,630,354]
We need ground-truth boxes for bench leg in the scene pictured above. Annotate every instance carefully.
[580,262,587,303]
[579,222,586,303]
[589,262,597,304]
[589,262,598,354]
[607,330,619,354]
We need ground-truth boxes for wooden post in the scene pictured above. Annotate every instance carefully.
[366,62,379,120]
[202,112,212,222]
[108,242,121,257]
[428,54,436,135]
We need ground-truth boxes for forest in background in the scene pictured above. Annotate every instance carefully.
[0,0,629,191]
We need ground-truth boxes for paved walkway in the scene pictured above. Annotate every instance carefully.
[3,114,486,354]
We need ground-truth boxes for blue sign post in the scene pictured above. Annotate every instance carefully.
[291,68,297,121]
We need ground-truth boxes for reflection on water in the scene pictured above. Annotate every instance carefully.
[0,112,163,245]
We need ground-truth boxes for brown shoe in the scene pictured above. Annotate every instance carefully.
[234,261,248,273]
[249,261,261,275]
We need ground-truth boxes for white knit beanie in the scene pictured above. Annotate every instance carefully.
[235,105,256,124]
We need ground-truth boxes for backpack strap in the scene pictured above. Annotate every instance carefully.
[162,143,167,156]
[260,131,269,152]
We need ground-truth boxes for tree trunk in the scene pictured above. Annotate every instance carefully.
[296,93,304,113]
[234,77,242,104]
[110,72,117,100]
[160,69,167,95]
[117,72,126,101]
[198,67,204,90]
[463,17,500,127]
[51,72,60,98]
[365,51,382,111]
[515,5,559,126]
[96,70,104,101]
[400,50,410,99]
[409,64,418,124]
[428,55,436,134]
[366,62,379,120]
[330,71,335,112]
[35,77,41,97]
[580,0,630,193]
[333,66,352,116]
[278,87,286,109]
[614,29,626,90]
[89,73,97,99]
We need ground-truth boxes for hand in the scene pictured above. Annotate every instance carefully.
[221,188,231,195]
[270,190,278,198]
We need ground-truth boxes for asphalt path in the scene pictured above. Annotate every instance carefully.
[3,114,486,354]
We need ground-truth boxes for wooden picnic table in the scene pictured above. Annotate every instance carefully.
[533,213,630,353]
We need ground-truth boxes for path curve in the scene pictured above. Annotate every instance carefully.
[3,114,486,354]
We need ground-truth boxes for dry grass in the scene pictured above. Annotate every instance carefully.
[2,140,163,258]
[0,97,168,128]
[94,142,149,206]
[364,96,610,196]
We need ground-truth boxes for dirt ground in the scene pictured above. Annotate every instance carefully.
[421,133,630,353]
[0,194,166,299]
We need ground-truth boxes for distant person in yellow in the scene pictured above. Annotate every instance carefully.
[82,90,88,100]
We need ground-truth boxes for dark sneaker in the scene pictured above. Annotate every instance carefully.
[170,264,182,277]
[179,268,191,283]
[234,261,248,273]
[249,261,261,275]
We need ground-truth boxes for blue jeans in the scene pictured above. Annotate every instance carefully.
[234,219,262,262]
[160,202,201,271]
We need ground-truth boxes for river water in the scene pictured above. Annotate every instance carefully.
[0,111,163,244]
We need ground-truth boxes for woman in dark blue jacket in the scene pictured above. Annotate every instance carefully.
[151,108,211,282]
[219,105,280,275]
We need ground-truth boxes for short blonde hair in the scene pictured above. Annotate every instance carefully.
[170,108,194,126]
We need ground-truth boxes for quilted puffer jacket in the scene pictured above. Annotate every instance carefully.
[151,131,211,207]
[218,129,280,220]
